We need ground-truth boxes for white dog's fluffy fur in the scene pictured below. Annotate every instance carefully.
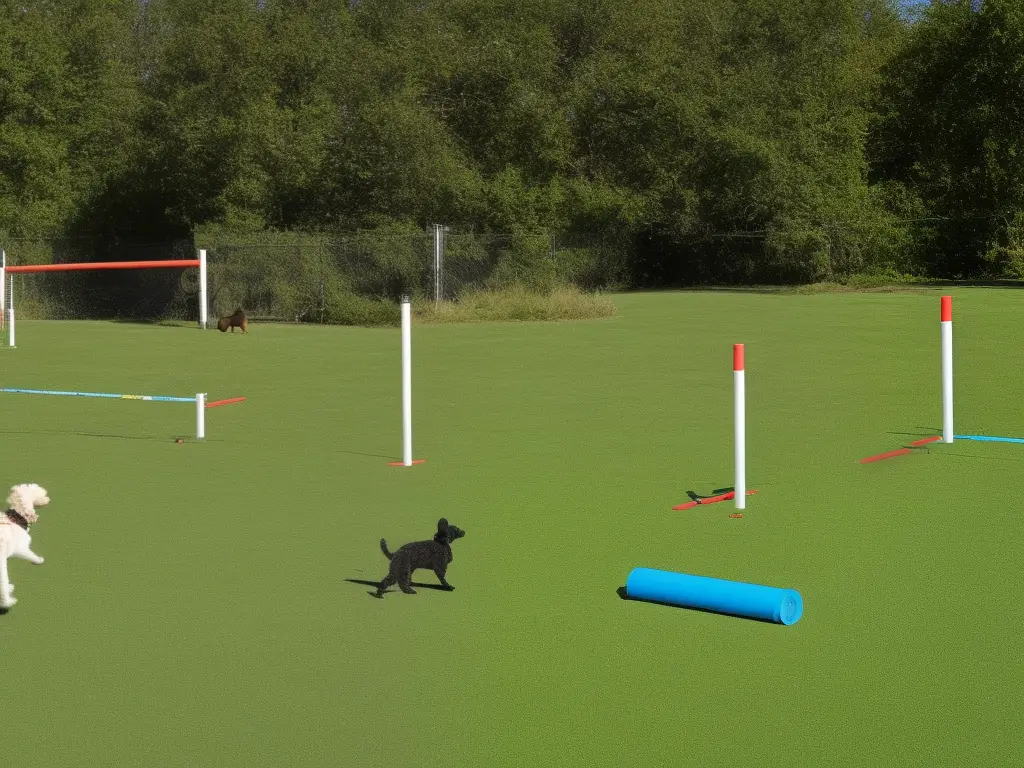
[1,483,50,610]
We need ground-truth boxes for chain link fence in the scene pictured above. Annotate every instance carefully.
[1,229,625,324]
[202,229,625,323]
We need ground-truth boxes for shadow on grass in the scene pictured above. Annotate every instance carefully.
[888,429,942,439]
[616,586,777,625]
[346,451,403,461]
[0,428,187,443]
[0,428,390,456]
[935,451,1024,463]
[109,318,197,327]
[345,578,454,599]
[682,486,734,502]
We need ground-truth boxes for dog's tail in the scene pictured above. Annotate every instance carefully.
[379,538,393,560]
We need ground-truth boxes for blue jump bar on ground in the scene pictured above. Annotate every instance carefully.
[955,434,1024,444]
[1,387,194,403]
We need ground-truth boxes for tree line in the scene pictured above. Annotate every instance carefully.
[1,0,1022,287]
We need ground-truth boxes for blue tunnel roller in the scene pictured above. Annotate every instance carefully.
[625,567,803,625]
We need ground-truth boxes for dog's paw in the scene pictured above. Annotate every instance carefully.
[0,597,16,609]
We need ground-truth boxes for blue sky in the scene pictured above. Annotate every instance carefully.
[898,0,931,15]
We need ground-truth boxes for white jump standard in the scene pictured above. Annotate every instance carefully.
[941,295,953,444]
[734,343,746,510]
[0,388,211,441]
[389,295,424,467]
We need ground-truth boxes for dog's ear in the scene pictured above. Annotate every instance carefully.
[437,518,449,533]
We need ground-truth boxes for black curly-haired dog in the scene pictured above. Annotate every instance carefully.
[374,518,465,598]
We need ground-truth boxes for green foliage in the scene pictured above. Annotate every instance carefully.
[197,226,341,320]
[2,0,1022,293]
[871,0,1024,278]
[321,291,400,327]
[485,234,557,292]
[0,2,77,235]
[333,221,434,300]
[415,285,618,324]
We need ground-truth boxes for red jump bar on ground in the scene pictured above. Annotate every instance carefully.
[910,436,942,446]
[673,489,758,511]
[205,397,246,409]
[858,447,912,464]
[6,259,201,273]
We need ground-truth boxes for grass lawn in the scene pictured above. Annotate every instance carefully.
[2,288,1021,767]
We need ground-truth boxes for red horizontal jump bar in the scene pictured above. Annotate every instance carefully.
[911,436,942,447]
[6,259,201,273]
[205,397,246,409]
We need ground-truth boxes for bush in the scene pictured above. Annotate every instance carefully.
[415,285,617,323]
[485,234,558,292]
[322,291,399,326]
[332,222,432,300]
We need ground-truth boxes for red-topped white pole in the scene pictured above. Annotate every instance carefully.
[734,344,746,509]
[941,296,953,443]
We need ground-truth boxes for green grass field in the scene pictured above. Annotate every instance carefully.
[3,289,1022,767]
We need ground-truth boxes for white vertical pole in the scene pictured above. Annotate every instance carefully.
[401,296,413,466]
[433,226,441,303]
[7,274,14,349]
[196,393,206,441]
[734,344,746,509]
[941,295,953,443]
[198,249,209,330]
[1,248,6,330]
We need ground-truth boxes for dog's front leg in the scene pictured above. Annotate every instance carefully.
[432,566,454,591]
[14,548,44,565]
[0,558,14,608]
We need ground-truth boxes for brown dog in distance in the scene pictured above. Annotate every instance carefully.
[217,308,248,333]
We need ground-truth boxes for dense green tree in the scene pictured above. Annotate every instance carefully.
[5,0,1022,288]
[871,0,1024,277]
[0,1,78,236]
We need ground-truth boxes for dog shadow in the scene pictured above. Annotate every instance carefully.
[685,486,735,501]
[345,578,452,599]
[616,586,777,625]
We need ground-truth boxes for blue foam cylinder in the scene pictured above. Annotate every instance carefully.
[625,567,803,625]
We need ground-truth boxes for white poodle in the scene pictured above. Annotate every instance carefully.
[1,483,50,610]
